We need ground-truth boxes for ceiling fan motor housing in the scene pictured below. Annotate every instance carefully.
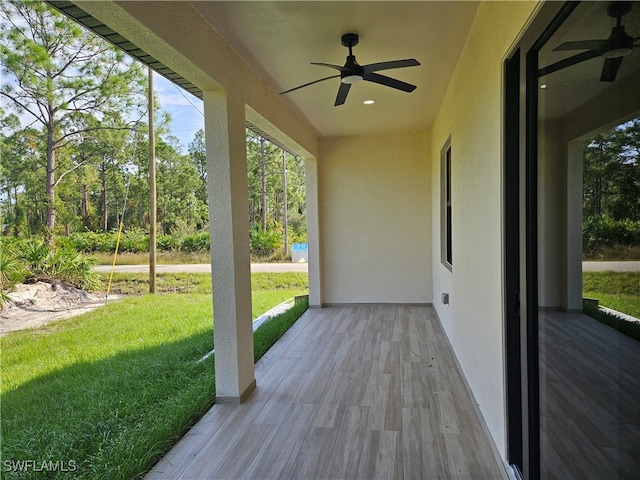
[341,55,364,83]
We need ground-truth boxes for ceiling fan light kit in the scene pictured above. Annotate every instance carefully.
[342,74,363,84]
[280,33,420,106]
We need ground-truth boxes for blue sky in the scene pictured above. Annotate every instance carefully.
[154,73,204,153]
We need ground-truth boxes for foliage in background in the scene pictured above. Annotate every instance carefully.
[0,0,147,237]
[582,119,640,260]
[583,216,640,259]
[250,223,283,258]
[583,118,640,221]
[8,225,297,261]
[1,2,307,245]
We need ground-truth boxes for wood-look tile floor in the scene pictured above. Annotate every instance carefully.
[539,311,640,480]
[146,305,506,480]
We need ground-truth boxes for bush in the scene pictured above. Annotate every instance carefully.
[7,239,103,292]
[56,230,210,254]
[180,232,210,252]
[119,227,149,253]
[0,244,27,307]
[250,225,283,258]
[583,216,640,258]
[67,232,117,253]
[157,234,180,251]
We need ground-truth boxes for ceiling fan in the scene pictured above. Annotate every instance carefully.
[539,1,639,82]
[280,33,420,106]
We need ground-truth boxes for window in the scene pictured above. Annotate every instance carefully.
[441,138,452,269]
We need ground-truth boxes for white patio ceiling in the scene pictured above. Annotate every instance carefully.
[187,1,480,137]
[61,1,480,139]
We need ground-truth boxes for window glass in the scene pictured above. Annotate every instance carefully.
[536,2,640,477]
[441,140,452,269]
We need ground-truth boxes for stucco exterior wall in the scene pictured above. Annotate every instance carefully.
[318,131,431,304]
[430,1,539,458]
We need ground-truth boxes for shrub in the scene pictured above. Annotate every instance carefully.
[0,244,26,307]
[43,248,102,291]
[157,234,180,251]
[119,227,149,253]
[249,225,283,258]
[180,232,210,252]
[21,239,50,274]
[583,216,640,257]
[10,239,103,292]
[67,232,117,253]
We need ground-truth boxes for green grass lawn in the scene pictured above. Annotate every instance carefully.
[1,274,308,480]
[583,271,640,318]
[100,271,308,296]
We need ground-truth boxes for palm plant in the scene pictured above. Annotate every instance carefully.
[0,245,26,307]
[15,239,103,291]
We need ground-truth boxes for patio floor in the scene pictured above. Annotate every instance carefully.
[146,304,507,479]
[540,311,640,479]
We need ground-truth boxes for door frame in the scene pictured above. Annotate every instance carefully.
[503,3,579,479]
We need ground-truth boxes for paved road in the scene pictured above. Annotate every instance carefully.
[94,262,309,274]
[582,261,640,272]
[96,261,636,274]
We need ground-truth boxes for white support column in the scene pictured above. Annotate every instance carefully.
[566,140,584,312]
[204,90,255,403]
[305,157,323,307]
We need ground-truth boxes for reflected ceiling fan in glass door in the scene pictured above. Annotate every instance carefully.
[539,1,639,81]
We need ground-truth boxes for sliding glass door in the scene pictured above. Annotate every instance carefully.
[507,2,640,478]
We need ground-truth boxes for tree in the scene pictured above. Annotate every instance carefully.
[246,130,282,230]
[584,118,640,221]
[0,126,43,235]
[155,136,205,234]
[0,0,146,239]
[188,129,208,208]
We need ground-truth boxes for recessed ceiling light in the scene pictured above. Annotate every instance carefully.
[363,99,375,105]
[540,84,547,89]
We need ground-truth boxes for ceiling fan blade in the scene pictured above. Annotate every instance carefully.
[553,39,607,51]
[600,56,623,82]
[538,49,601,77]
[334,82,351,106]
[280,74,340,95]
[311,62,343,71]
[363,72,416,92]
[363,59,420,73]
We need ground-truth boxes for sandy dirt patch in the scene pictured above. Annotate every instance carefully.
[1,282,119,336]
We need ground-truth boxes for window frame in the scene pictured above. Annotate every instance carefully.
[440,137,453,270]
